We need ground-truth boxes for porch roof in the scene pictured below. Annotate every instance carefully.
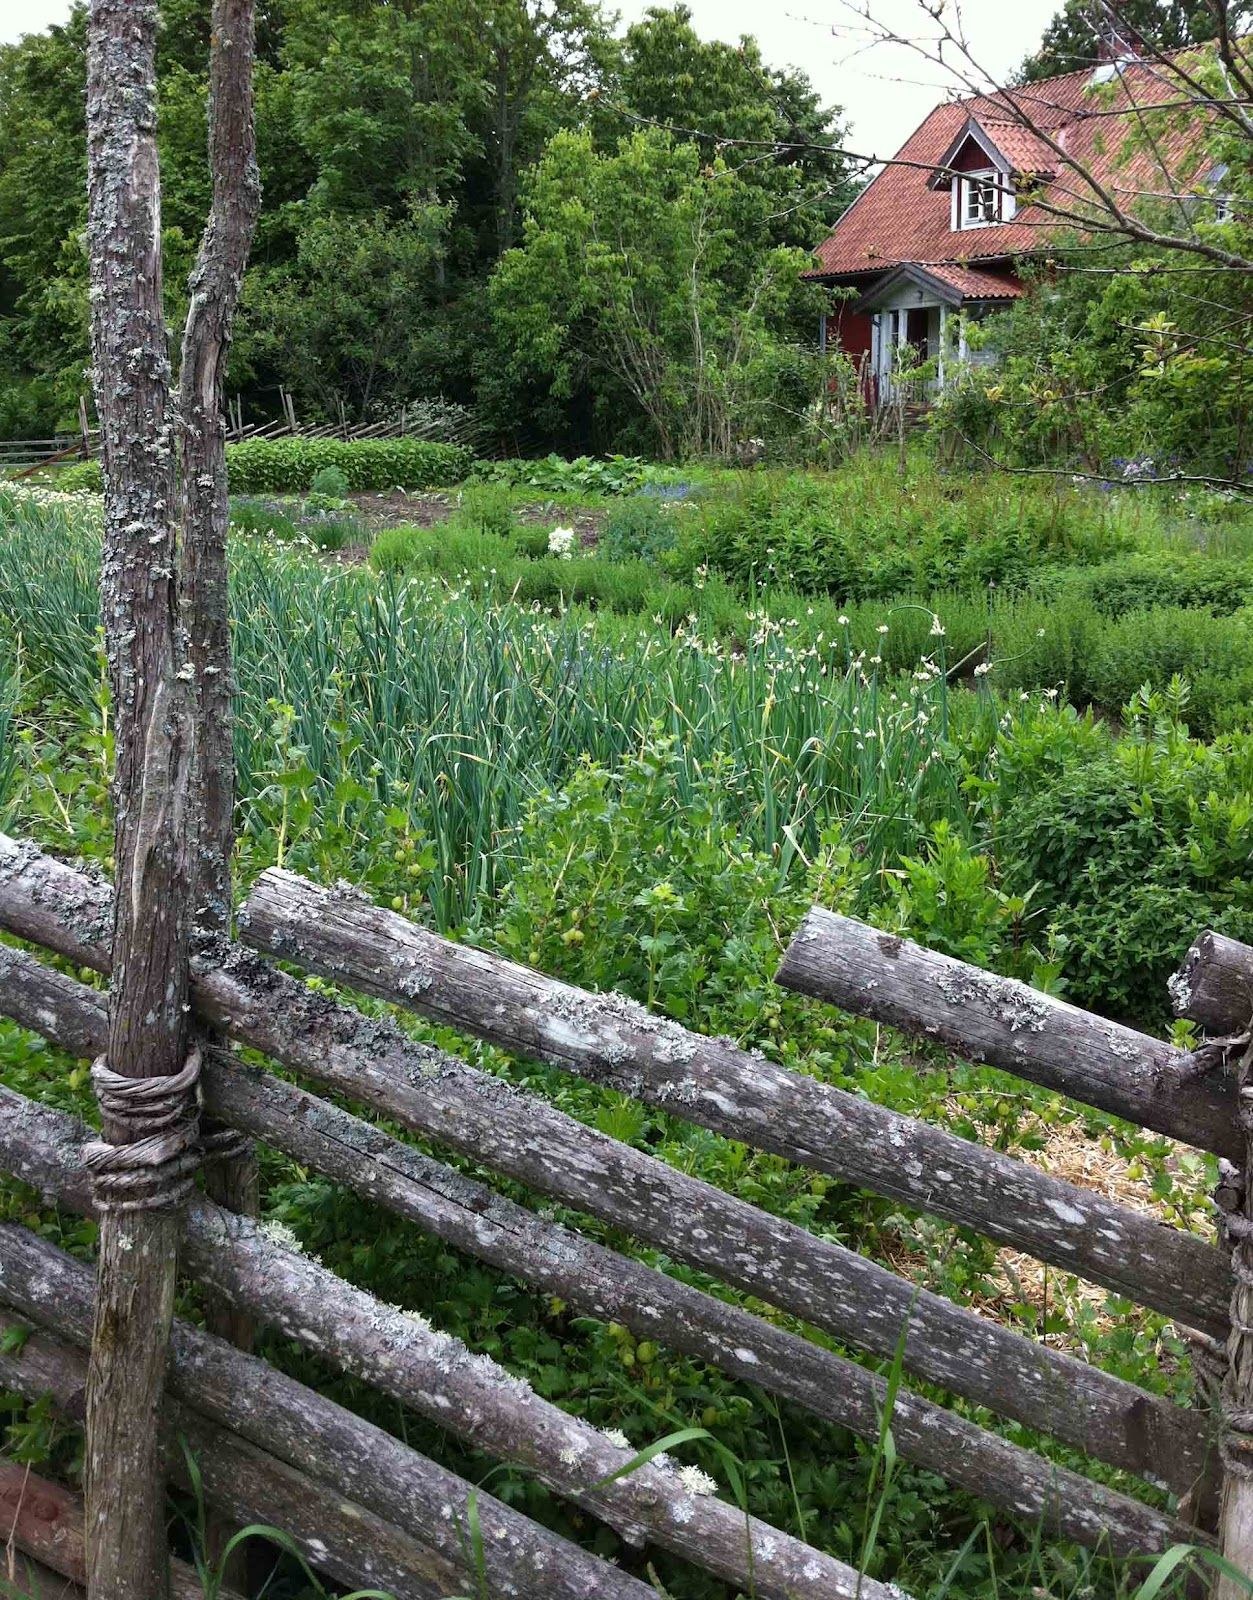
[849,261,1024,313]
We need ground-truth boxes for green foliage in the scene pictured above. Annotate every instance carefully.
[990,688,1253,1019]
[0,0,848,450]
[469,453,654,496]
[682,458,1136,600]
[487,128,821,458]
[229,497,302,542]
[1019,0,1237,81]
[596,495,682,563]
[0,484,1237,1599]
[309,464,350,498]
[226,437,471,493]
[53,460,103,493]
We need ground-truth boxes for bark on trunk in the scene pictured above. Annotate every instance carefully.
[236,868,1230,1334]
[777,906,1239,1160]
[0,1459,236,1600]
[0,836,1212,1493]
[0,943,1202,1558]
[177,0,258,938]
[1173,931,1253,1039]
[175,10,262,1488]
[0,1311,459,1600]
[85,0,196,1591]
[0,1242,653,1600]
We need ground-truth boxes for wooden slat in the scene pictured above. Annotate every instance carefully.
[0,1099,900,1600]
[0,1460,235,1600]
[777,906,1240,1159]
[0,942,1201,1558]
[0,1313,459,1600]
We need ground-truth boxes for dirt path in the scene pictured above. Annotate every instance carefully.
[351,489,606,547]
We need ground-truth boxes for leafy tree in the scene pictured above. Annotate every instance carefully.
[487,128,820,456]
[1019,0,1245,82]
[237,203,454,418]
[603,5,855,242]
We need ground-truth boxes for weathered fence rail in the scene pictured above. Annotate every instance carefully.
[0,938,1198,1558]
[0,838,1211,1492]
[2,825,1253,1590]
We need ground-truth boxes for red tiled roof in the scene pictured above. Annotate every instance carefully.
[975,121,1063,176]
[811,52,1214,278]
[921,262,1025,299]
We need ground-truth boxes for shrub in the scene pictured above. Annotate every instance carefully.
[597,495,680,564]
[1033,555,1253,617]
[684,463,1134,602]
[46,442,470,496]
[227,437,471,493]
[456,482,515,538]
[309,464,350,498]
[993,697,1253,1021]
[54,460,103,493]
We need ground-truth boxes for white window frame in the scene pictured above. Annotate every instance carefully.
[951,168,1016,231]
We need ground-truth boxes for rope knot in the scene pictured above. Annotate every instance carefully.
[83,1048,203,1212]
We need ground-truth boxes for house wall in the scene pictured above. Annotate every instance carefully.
[825,304,874,363]
[952,141,992,173]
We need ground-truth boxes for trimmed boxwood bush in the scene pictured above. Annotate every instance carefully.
[227,437,471,493]
[51,438,472,496]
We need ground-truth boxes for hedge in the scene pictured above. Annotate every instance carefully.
[54,437,474,496]
[228,438,472,492]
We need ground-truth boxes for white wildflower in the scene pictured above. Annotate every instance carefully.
[930,615,945,636]
[876,623,889,635]
[973,662,992,677]
[548,525,576,559]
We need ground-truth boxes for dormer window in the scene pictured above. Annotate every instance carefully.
[954,170,1015,230]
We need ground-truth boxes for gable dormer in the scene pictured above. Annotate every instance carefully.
[930,116,1059,232]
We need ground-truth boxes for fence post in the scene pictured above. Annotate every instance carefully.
[1217,1036,1253,1597]
[83,1,200,1593]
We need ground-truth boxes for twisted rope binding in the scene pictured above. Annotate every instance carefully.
[200,1123,253,1166]
[83,1048,203,1212]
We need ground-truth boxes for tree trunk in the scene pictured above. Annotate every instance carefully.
[175,19,261,1570]
[178,0,259,937]
[85,0,197,1593]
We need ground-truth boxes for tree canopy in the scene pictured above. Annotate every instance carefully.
[0,0,852,451]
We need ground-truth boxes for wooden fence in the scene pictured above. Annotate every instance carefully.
[0,827,1250,1595]
[0,391,505,475]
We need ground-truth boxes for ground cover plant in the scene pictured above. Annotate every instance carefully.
[1,471,1250,1598]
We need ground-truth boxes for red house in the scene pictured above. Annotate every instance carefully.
[810,53,1221,402]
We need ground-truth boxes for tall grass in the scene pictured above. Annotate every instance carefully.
[0,498,1000,930]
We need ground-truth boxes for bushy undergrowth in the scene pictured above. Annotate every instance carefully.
[675,460,1139,600]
